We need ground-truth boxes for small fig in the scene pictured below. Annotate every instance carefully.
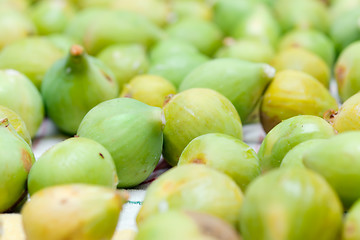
[342,198,360,240]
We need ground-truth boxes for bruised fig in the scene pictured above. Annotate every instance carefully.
[136,164,244,227]
[77,98,164,188]
[136,210,240,240]
[120,75,176,108]
[0,118,35,212]
[41,45,118,135]
[343,198,360,240]
[21,184,128,240]
[260,70,338,132]
[178,133,260,191]
[258,115,335,172]
[240,168,343,240]
[163,88,243,166]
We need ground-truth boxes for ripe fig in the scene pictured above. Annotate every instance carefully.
[178,133,260,191]
[136,164,243,227]
[21,184,128,240]
[258,115,335,172]
[343,198,360,240]
[77,98,164,188]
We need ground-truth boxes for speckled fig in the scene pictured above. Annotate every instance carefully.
[163,88,243,166]
[240,168,343,240]
[180,58,275,123]
[21,184,128,240]
[178,133,260,191]
[77,98,164,188]
[260,70,338,132]
[136,164,243,227]
[258,115,335,172]
[0,118,35,212]
[342,198,360,240]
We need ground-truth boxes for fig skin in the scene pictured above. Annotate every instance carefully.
[258,115,335,172]
[171,1,213,23]
[343,198,360,240]
[260,70,338,132]
[163,88,243,166]
[136,164,244,227]
[77,98,164,188]
[178,133,260,191]
[21,184,128,240]
[240,168,343,240]
[27,137,118,195]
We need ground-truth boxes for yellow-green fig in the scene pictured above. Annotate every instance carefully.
[21,184,128,240]
[342,198,360,240]
[170,1,213,23]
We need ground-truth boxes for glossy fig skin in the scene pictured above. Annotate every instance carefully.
[240,168,343,240]
[136,164,244,227]
[343,199,360,240]
[178,133,260,191]
[21,184,128,240]
[163,88,243,166]
[77,98,164,188]
[258,115,335,172]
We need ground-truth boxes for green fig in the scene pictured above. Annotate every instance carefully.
[136,210,240,240]
[0,0,29,12]
[170,1,213,23]
[260,70,338,132]
[77,98,164,188]
[120,74,176,108]
[178,133,260,191]
[179,58,275,123]
[136,164,244,227]
[163,88,243,166]
[329,0,360,22]
[240,168,343,240]
[0,36,65,89]
[0,118,35,212]
[47,34,79,52]
[342,198,360,240]
[304,131,360,208]
[97,44,149,91]
[258,115,335,172]
[0,70,44,138]
[41,45,118,135]
[21,184,128,240]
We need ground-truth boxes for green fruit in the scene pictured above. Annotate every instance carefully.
[120,74,176,108]
[136,164,244,227]
[240,168,343,240]
[97,44,149,91]
[21,184,128,240]
[0,118,35,212]
[77,98,164,188]
[260,70,338,132]
[178,133,260,191]
[258,115,335,172]
[179,58,275,123]
[304,131,360,208]
[41,45,118,135]
[343,198,360,240]
[171,1,213,23]
[163,88,243,166]
[47,34,79,52]
[28,137,118,195]
[329,0,360,22]
[0,0,29,12]
[0,70,44,138]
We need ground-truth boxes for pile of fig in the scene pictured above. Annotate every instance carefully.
[3,0,360,239]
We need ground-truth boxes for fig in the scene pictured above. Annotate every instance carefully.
[240,168,343,240]
[136,210,240,240]
[260,70,338,132]
[278,29,335,66]
[21,184,128,240]
[258,115,335,172]
[41,45,118,135]
[120,75,176,108]
[47,34,79,52]
[163,88,243,166]
[136,164,244,227]
[271,48,331,87]
[0,36,65,89]
[0,70,44,138]
[179,58,275,123]
[97,44,149,91]
[166,18,223,56]
[170,1,213,23]
[27,137,118,195]
[329,0,360,22]
[0,214,26,239]
[303,131,360,208]
[215,39,275,64]
[0,118,35,212]
[178,133,260,191]
[0,0,29,12]
[343,198,360,240]
[77,98,164,188]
